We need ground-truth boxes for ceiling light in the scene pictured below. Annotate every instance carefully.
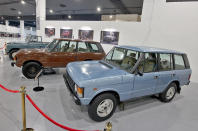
[18,11,22,15]
[68,15,72,19]
[17,16,21,19]
[97,7,101,12]
[49,9,54,14]
[21,0,26,5]
[109,15,113,19]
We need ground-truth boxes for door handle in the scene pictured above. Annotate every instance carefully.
[172,74,176,77]
[154,76,158,79]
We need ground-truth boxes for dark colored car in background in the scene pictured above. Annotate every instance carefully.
[5,35,48,60]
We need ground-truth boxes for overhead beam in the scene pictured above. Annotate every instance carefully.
[109,0,131,14]
[0,0,35,6]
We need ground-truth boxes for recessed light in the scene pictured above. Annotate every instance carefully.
[49,9,53,14]
[109,15,113,19]
[21,0,26,5]
[68,15,72,19]
[97,7,101,12]
[18,11,22,15]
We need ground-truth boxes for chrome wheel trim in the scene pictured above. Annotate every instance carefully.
[166,86,175,100]
[97,99,114,118]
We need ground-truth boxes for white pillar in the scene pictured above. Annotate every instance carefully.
[20,20,25,41]
[36,0,46,35]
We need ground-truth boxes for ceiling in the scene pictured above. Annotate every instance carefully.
[0,0,144,20]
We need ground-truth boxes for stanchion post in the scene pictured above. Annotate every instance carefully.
[104,122,112,131]
[20,86,34,131]
[21,86,27,131]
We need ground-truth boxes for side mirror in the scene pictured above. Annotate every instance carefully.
[135,68,143,76]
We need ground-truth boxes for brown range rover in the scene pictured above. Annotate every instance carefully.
[12,39,105,79]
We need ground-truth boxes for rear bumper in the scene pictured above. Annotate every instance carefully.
[63,74,81,105]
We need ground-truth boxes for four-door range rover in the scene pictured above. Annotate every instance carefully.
[63,46,192,122]
[12,39,105,79]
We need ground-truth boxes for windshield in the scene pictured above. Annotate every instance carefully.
[46,39,59,51]
[104,47,141,72]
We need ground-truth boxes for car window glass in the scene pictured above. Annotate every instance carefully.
[67,41,77,52]
[53,40,69,52]
[120,50,139,71]
[174,54,185,70]
[144,53,157,73]
[112,48,125,61]
[89,43,99,52]
[159,54,173,71]
[78,42,90,52]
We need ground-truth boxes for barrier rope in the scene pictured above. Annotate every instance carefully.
[0,84,20,93]
[26,94,100,131]
[0,84,102,131]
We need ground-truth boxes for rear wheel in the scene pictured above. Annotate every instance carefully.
[22,62,42,79]
[9,49,18,60]
[88,93,117,122]
[159,83,177,102]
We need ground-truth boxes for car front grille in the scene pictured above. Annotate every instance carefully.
[66,70,75,91]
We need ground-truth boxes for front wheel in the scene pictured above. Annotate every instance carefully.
[22,62,42,79]
[88,93,117,122]
[159,83,177,102]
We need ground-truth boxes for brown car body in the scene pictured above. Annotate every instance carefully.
[13,39,105,78]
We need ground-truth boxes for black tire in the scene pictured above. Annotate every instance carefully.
[22,62,42,79]
[9,49,18,60]
[159,83,177,102]
[88,93,117,122]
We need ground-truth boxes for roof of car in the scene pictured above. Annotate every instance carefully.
[117,45,184,54]
[55,38,99,43]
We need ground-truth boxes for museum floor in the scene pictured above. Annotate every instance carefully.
[0,53,198,131]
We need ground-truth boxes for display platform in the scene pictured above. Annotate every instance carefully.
[0,54,198,131]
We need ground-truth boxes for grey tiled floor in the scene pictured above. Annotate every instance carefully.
[0,53,198,131]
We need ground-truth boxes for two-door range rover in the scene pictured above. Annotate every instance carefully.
[12,39,105,79]
[63,45,192,122]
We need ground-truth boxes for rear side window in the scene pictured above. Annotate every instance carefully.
[159,54,173,71]
[174,54,185,70]
[89,43,99,52]
[78,42,90,52]
[183,54,190,69]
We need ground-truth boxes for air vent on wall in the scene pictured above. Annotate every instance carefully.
[60,4,66,8]
[10,8,16,11]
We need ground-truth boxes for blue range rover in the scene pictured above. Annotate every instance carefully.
[63,46,192,122]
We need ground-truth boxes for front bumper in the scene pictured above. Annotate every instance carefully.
[63,74,81,105]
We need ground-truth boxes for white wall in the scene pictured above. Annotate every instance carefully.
[37,0,198,82]
[0,24,36,47]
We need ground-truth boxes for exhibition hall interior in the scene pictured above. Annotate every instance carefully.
[0,0,198,131]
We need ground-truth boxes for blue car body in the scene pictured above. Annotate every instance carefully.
[64,46,192,106]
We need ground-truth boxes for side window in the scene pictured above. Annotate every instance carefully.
[67,41,77,52]
[143,53,157,73]
[89,43,99,52]
[78,42,89,52]
[159,53,173,71]
[53,40,69,52]
[112,48,125,61]
[174,54,185,70]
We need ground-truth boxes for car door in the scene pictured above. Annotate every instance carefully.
[46,40,77,67]
[155,53,174,93]
[76,41,93,61]
[133,53,159,98]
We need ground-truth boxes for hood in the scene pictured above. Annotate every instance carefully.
[7,42,26,45]
[66,60,127,86]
